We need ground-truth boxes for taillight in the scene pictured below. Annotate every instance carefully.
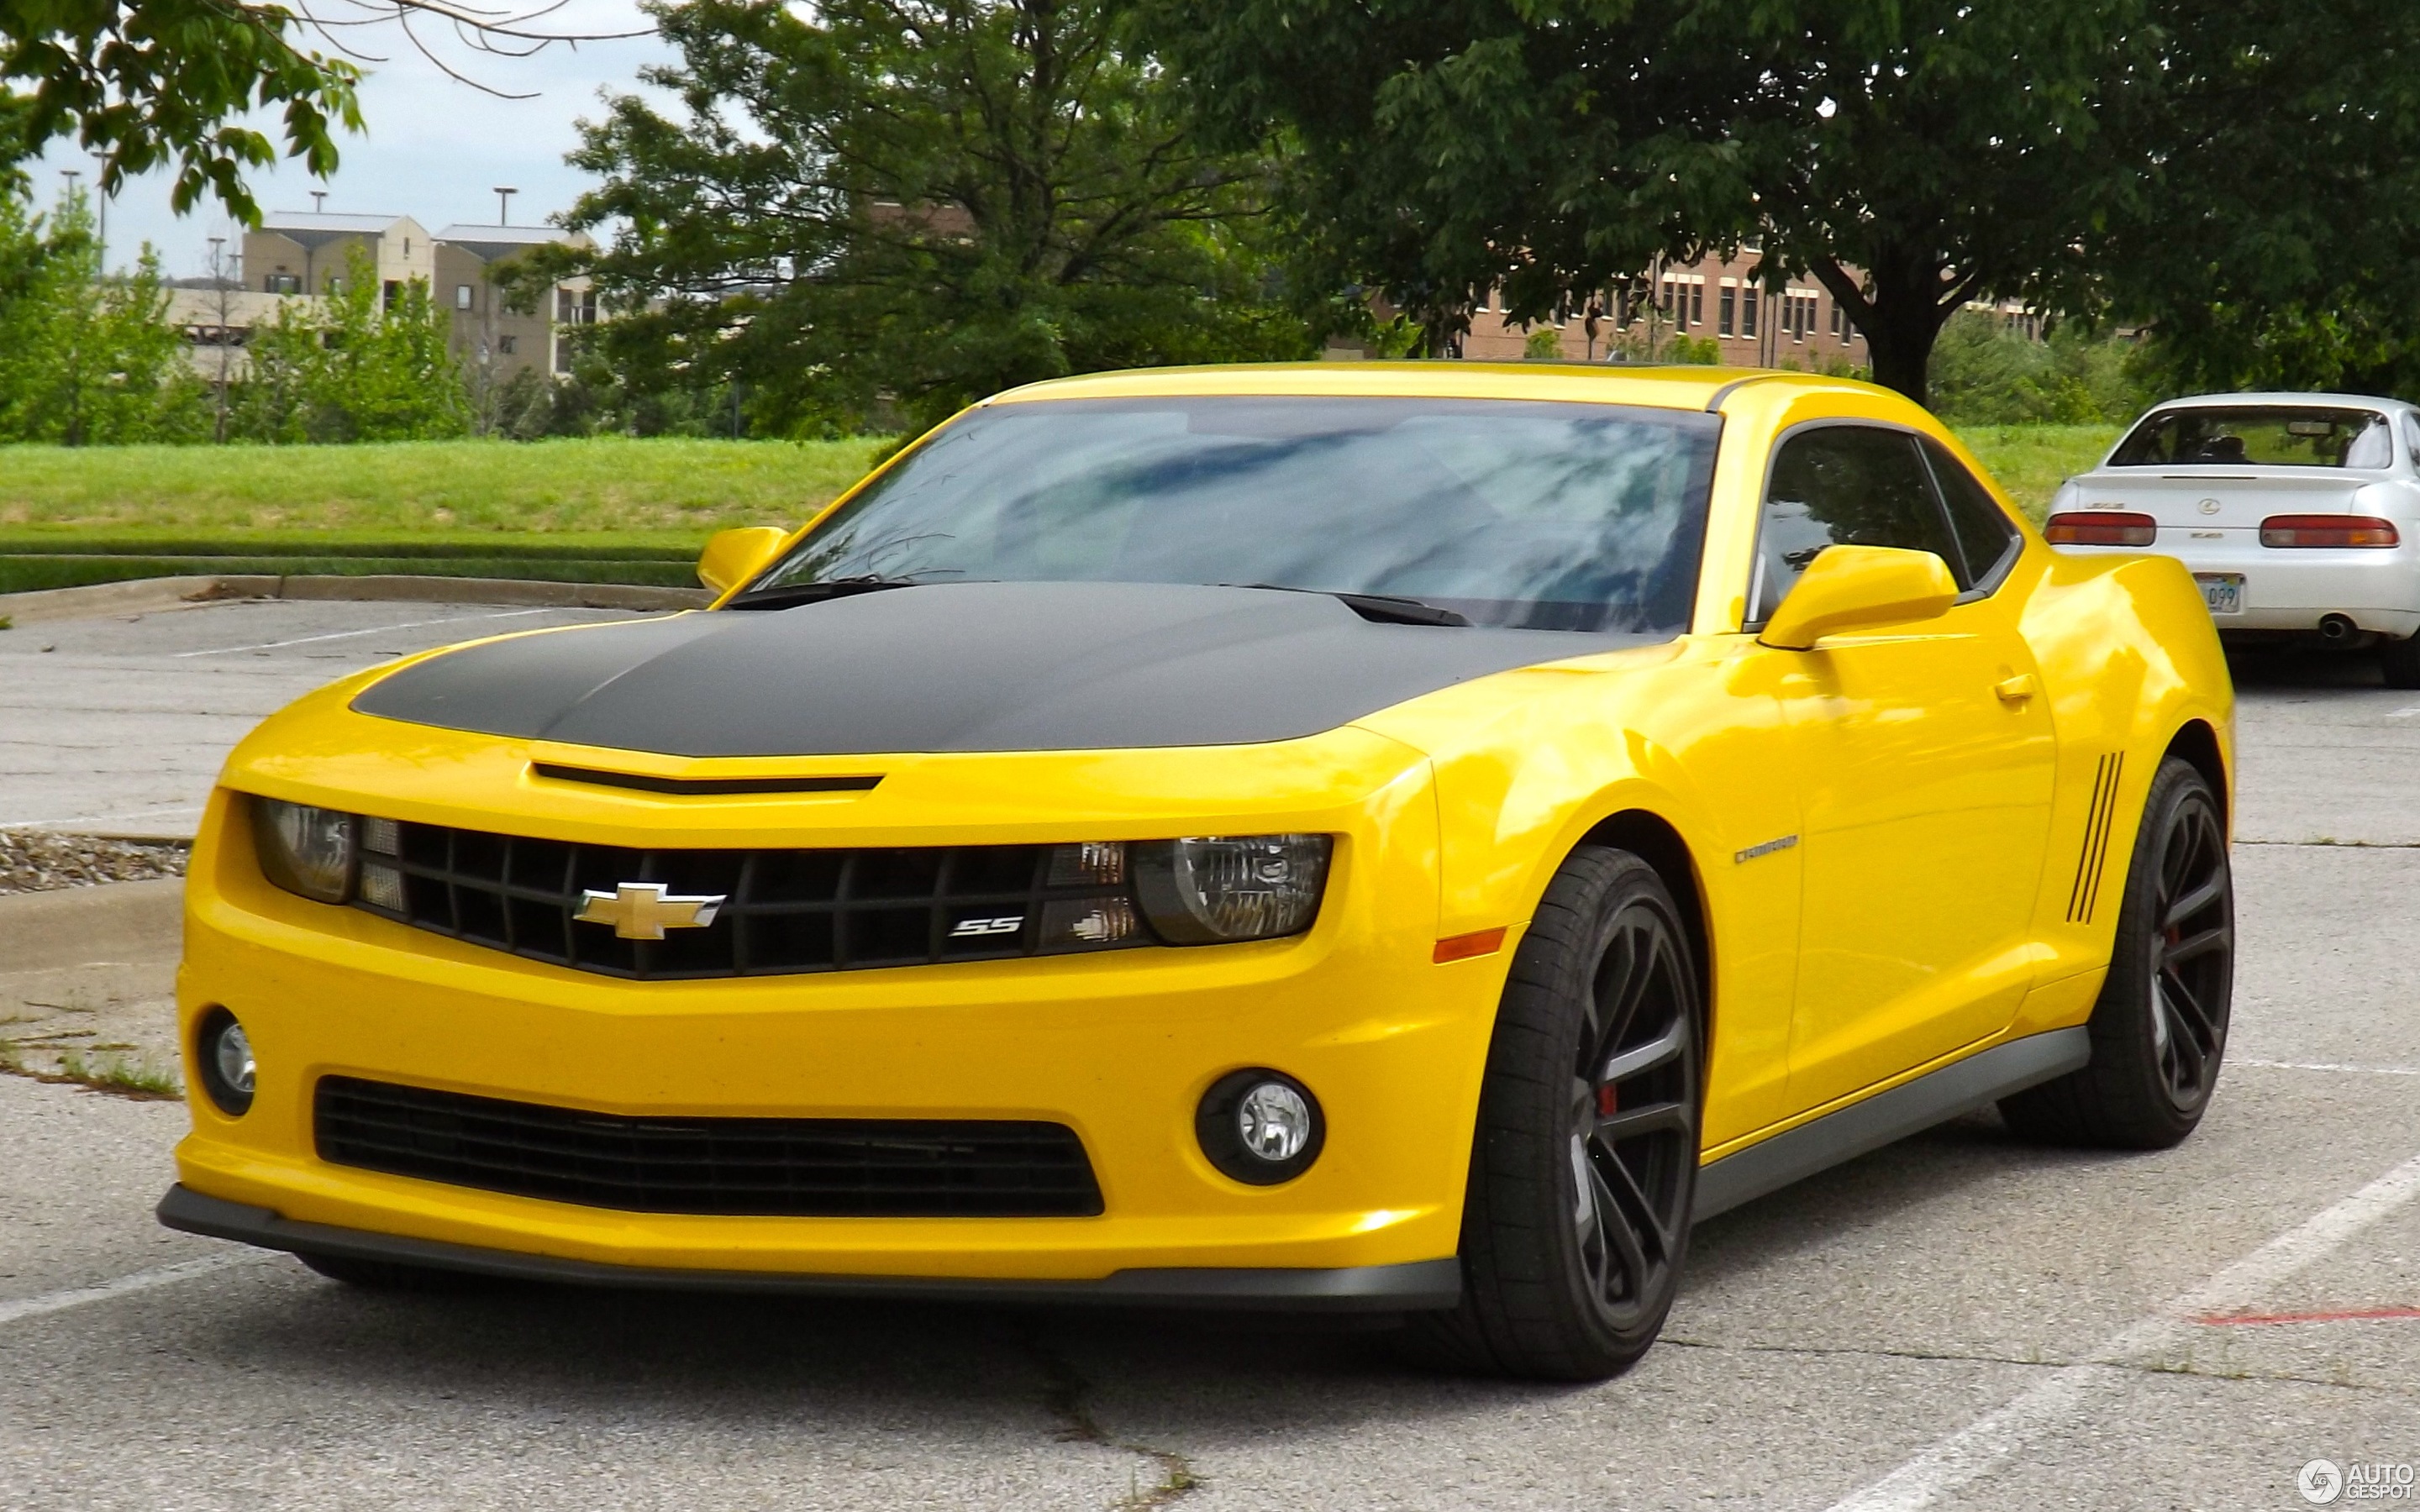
[2259,515,2400,549]
[2045,511,2157,547]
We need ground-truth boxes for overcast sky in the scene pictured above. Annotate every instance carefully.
[33,0,672,279]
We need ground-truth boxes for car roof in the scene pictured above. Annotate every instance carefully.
[2139,391,2412,414]
[981,362,1886,413]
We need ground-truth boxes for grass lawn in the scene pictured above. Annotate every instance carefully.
[0,436,889,536]
[1954,423,2123,521]
[0,421,2113,594]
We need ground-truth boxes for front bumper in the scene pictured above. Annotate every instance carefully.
[159,1185,1463,1310]
[171,724,1497,1290]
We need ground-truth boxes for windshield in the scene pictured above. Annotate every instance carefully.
[743,396,1721,633]
[2110,406,2394,469]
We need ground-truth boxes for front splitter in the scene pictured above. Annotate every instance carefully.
[157,1184,1464,1312]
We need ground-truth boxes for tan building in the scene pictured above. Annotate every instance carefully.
[432,223,598,386]
[243,211,434,302]
[163,286,322,381]
[1455,246,1871,368]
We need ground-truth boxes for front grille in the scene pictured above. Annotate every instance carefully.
[315,1076,1104,1217]
[352,818,1141,979]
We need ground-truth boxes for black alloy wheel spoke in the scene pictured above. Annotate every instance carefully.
[1596,1099,1691,1144]
[1570,896,1696,1322]
[2146,790,2231,1107]
[2161,873,2225,932]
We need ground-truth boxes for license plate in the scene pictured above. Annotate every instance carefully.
[2196,573,2244,615]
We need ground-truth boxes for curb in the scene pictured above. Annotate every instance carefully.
[0,877,185,974]
[0,574,710,626]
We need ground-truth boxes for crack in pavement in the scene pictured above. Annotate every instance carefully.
[1020,1327,1202,1510]
[1660,1334,2420,1398]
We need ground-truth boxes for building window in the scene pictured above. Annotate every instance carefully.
[498,334,518,355]
[1688,281,1704,328]
[264,272,300,295]
[1831,301,1846,338]
[1718,284,1735,338]
[1741,286,1759,339]
[555,337,573,375]
[402,238,412,258]
[383,280,401,310]
[455,284,474,311]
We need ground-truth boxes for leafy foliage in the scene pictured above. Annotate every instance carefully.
[1151,0,2157,403]
[0,186,204,442]
[540,0,1313,436]
[1928,312,2150,425]
[231,244,470,442]
[0,0,360,221]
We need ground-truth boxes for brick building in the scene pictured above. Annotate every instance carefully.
[1454,246,1871,368]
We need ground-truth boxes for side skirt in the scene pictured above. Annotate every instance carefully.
[1692,1026,2091,1223]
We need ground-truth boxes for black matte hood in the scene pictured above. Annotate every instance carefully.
[349,581,1635,757]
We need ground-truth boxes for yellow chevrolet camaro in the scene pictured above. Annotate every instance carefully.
[160,365,2234,1380]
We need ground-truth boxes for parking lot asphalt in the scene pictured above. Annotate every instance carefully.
[2,604,2415,1511]
[0,598,642,838]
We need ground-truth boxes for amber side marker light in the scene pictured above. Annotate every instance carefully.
[1434,927,1508,963]
[2045,511,2157,547]
[2260,514,2400,549]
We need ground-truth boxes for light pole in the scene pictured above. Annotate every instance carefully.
[208,235,235,443]
[89,152,106,272]
[493,186,518,224]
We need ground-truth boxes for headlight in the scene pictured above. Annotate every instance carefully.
[1133,834,1332,944]
[250,797,356,903]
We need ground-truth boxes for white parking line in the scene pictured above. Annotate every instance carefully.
[1,804,206,831]
[0,1253,260,1328]
[1824,1147,2420,1512]
[171,607,555,659]
[2234,1057,2420,1076]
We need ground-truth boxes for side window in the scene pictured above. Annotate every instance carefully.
[1749,426,1961,622]
[1918,437,2022,593]
[2403,412,2420,469]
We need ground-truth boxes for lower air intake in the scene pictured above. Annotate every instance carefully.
[314,1076,1104,1218]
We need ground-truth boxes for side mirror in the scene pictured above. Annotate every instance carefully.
[697,526,792,597]
[1757,544,1959,650]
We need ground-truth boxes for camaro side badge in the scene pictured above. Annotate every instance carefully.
[574,882,728,940]
[950,916,1025,937]
[1733,835,1800,864]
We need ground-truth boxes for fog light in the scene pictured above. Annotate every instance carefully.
[197,1010,255,1116]
[1197,1068,1324,1185]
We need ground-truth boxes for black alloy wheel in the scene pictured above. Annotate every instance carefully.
[2002,755,2234,1149]
[2144,776,2233,1110]
[1569,899,1700,1335]
[1407,846,1702,1380]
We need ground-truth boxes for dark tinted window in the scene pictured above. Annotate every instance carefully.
[2110,406,2393,469]
[745,397,1720,635]
[1750,427,1960,622]
[1919,437,2022,591]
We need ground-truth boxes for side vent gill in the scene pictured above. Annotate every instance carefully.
[2065,753,2125,924]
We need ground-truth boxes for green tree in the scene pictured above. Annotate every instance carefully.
[1152,0,2164,407]
[0,185,205,442]
[232,244,469,441]
[1928,312,2150,425]
[542,0,1313,435]
[0,0,360,219]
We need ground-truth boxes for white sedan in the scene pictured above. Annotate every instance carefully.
[2047,391,2420,686]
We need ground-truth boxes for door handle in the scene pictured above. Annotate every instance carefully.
[1994,673,2038,703]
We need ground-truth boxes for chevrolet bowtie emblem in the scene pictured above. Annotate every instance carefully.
[574,882,727,940]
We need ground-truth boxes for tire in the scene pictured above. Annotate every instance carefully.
[295,1250,484,1291]
[2000,755,2233,1149]
[2381,633,2420,690]
[1405,846,1703,1381]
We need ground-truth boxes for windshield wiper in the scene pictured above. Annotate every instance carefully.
[1225,583,1470,627]
[723,575,929,612]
